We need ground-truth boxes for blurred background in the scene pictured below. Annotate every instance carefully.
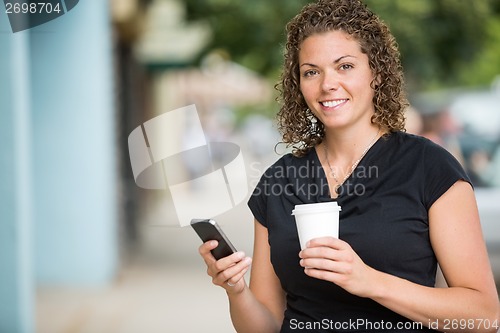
[1,0,499,332]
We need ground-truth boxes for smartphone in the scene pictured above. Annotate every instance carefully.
[190,219,237,260]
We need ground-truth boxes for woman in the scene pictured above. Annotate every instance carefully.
[199,0,500,332]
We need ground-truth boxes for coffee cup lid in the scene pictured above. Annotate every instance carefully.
[291,201,341,215]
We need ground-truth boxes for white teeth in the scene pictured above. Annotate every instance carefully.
[322,99,347,107]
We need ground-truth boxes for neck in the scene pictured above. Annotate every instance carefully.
[323,124,382,163]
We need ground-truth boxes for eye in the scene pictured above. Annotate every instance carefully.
[339,63,353,71]
[302,69,319,77]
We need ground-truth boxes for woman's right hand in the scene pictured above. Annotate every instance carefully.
[199,240,252,294]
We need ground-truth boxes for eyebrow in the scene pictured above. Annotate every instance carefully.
[300,55,356,68]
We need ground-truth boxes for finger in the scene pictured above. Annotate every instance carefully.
[306,236,346,249]
[229,263,251,283]
[225,266,250,289]
[300,244,351,261]
[299,245,335,259]
[304,266,345,284]
[300,247,354,268]
[208,251,246,276]
[223,257,252,286]
[300,258,352,274]
[214,256,252,286]
[199,240,219,265]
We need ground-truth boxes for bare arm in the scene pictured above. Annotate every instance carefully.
[228,221,285,332]
[372,181,500,332]
[300,181,500,332]
[199,220,285,333]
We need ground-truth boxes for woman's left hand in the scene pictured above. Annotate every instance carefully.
[299,236,378,298]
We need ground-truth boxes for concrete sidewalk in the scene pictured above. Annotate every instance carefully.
[37,261,238,333]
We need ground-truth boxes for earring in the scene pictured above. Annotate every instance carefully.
[306,108,317,123]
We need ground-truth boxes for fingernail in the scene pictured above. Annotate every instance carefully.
[236,251,245,259]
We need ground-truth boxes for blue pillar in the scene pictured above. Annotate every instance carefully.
[29,1,118,285]
[0,21,34,333]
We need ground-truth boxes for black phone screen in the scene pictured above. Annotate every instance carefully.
[190,219,237,260]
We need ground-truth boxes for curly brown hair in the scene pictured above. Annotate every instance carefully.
[276,0,408,156]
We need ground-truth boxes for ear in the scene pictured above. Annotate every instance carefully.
[373,74,382,88]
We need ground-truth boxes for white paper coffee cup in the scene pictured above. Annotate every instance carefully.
[292,202,342,250]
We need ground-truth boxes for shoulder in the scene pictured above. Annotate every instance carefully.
[387,132,471,207]
[387,131,453,159]
[380,132,466,183]
[388,131,437,148]
[261,149,318,178]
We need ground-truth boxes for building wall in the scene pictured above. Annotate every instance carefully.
[0,1,118,331]
[0,19,34,333]
[29,0,118,286]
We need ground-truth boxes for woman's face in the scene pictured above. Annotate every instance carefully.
[298,30,376,132]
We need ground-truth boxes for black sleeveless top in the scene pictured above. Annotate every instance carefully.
[248,131,470,332]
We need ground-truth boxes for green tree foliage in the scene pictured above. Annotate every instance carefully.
[456,15,500,87]
[184,0,500,91]
[184,0,309,77]
[365,0,499,90]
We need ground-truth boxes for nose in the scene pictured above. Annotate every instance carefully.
[321,71,339,91]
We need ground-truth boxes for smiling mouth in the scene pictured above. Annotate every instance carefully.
[320,99,349,108]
